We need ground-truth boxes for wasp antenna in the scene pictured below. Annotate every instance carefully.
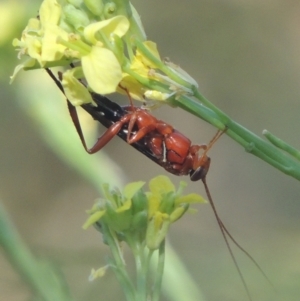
[45,68,64,93]
[45,68,90,152]
[201,177,253,301]
[200,128,227,160]
[201,176,274,289]
[218,218,274,288]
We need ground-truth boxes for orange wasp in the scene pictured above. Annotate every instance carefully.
[47,68,271,300]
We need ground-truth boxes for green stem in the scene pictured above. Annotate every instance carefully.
[173,95,226,129]
[0,202,71,301]
[101,224,135,301]
[127,4,147,42]
[145,249,154,289]
[127,238,149,301]
[193,86,231,122]
[135,244,147,301]
[263,130,300,161]
[56,37,91,55]
[152,240,165,301]
[172,90,300,181]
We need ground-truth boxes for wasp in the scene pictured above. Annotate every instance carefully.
[46,68,270,301]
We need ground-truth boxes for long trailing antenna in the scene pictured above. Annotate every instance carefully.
[201,177,274,301]
[202,177,252,300]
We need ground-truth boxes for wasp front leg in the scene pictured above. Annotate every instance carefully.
[125,109,158,144]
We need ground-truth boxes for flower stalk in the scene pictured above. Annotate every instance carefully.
[0,202,71,301]
[83,175,205,301]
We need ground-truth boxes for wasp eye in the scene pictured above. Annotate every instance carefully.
[190,167,208,181]
[189,157,211,181]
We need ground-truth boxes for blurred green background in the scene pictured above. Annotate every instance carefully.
[1,0,300,300]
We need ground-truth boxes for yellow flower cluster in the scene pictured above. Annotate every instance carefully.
[83,175,205,250]
[11,0,197,107]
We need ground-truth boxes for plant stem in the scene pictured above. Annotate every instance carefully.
[263,130,300,161]
[101,223,135,301]
[152,240,165,301]
[0,202,71,301]
[135,244,147,301]
[172,90,300,181]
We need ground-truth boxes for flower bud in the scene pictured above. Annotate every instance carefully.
[67,0,83,8]
[84,0,104,16]
[169,203,189,223]
[103,2,116,18]
[158,192,176,214]
[63,4,90,31]
[105,200,132,232]
[131,190,148,215]
[82,211,105,229]
[131,210,148,235]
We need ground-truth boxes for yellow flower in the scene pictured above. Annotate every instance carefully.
[134,41,161,69]
[147,175,205,219]
[83,176,206,250]
[61,67,95,106]
[11,0,197,106]
[60,15,130,104]
[77,15,129,95]
[81,44,122,95]
[18,0,67,64]
[119,41,170,101]
[82,181,145,231]
[11,0,130,100]
[145,175,205,249]
[11,0,69,81]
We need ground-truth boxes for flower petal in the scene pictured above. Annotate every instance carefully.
[123,181,145,200]
[10,58,36,83]
[25,36,42,63]
[41,23,68,64]
[82,45,122,94]
[175,193,207,205]
[39,0,61,26]
[116,199,132,213]
[82,210,106,229]
[84,16,129,44]
[130,56,150,78]
[147,193,161,218]
[169,203,189,222]
[149,175,175,195]
[118,73,145,100]
[62,67,95,106]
